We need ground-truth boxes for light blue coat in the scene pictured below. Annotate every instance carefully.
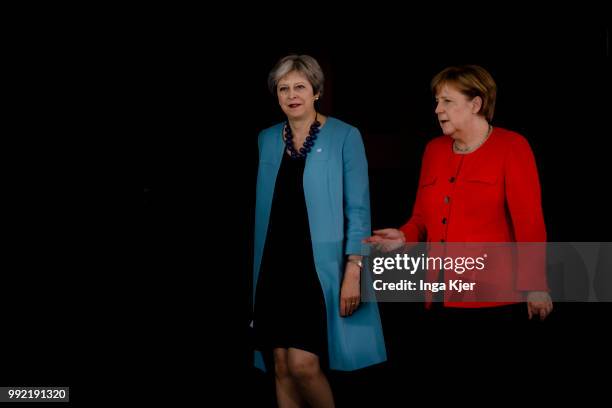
[253,117,387,371]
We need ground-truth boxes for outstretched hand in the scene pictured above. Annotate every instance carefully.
[363,228,406,252]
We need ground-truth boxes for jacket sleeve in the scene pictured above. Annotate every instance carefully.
[343,127,371,255]
[505,135,548,291]
[400,143,430,242]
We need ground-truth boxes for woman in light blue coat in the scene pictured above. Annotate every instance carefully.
[252,54,386,407]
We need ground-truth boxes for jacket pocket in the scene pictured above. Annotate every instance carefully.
[464,174,498,185]
[420,175,437,188]
[462,174,500,210]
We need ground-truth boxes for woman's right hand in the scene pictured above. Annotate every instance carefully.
[363,228,406,252]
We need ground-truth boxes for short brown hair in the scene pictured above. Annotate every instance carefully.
[431,65,497,122]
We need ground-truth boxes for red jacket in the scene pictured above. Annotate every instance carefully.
[400,127,548,308]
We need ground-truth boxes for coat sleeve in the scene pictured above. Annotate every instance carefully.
[400,143,430,242]
[343,127,371,255]
[505,134,548,291]
[257,130,265,154]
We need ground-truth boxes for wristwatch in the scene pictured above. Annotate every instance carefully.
[347,259,363,269]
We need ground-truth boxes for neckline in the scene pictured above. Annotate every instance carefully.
[451,126,494,156]
[280,116,332,157]
[281,116,331,136]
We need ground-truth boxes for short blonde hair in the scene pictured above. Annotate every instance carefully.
[267,54,325,97]
[431,65,497,122]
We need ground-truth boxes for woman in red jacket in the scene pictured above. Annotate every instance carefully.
[366,65,553,320]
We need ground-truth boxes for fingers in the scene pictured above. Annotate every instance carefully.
[541,300,553,320]
[372,229,396,238]
[347,302,355,315]
[383,240,404,252]
[548,301,554,315]
[528,301,554,320]
[340,297,360,317]
[366,238,402,251]
[528,303,533,320]
[347,298,359,315]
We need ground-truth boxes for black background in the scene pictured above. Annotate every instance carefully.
[142,26,611,404]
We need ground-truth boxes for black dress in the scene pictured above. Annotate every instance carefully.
[253,151,328,363]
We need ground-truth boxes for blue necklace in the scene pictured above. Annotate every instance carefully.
[284,114,321,159]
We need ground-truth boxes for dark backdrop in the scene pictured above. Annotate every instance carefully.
[142,26,610,404]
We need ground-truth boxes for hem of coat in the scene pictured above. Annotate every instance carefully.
[254,350,266,372]
[254,350,386,372]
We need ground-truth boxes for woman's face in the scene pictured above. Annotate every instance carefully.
[434,83,479,137]
[277,70,318,120]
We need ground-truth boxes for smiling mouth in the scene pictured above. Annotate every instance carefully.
[288,103,301,108]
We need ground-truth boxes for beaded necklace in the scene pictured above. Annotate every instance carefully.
[284,113,321,159]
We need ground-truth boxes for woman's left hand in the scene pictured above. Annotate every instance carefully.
[340,263,361,317]
[527,291,553,320]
